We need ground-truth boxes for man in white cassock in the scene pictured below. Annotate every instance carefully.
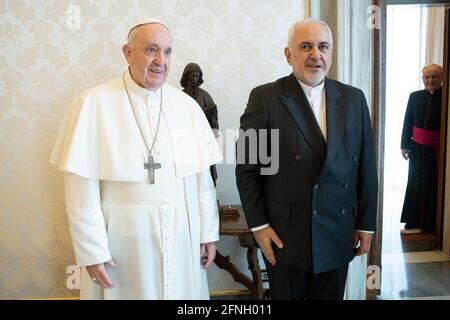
[50,19,222,300]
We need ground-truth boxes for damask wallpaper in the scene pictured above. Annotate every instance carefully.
[0,0,307,298]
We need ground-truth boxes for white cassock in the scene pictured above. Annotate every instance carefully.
[50,69,223,299]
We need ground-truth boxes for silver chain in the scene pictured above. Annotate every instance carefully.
[122,71,163,157]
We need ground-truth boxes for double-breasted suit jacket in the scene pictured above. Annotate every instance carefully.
[236,74,378,274]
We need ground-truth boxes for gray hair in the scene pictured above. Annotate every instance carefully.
[287,19,333,49]
[422,63,444,76]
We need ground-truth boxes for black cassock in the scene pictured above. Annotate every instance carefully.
[401,87,442,232]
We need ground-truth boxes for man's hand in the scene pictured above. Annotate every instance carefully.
[86,259,118,289]
[200,242,217,269]
[253,226,284,266]
[353,231,373,256]
[401,149,410,160]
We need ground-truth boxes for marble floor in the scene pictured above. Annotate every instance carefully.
[378,177,450,300]
[378,251,450,300]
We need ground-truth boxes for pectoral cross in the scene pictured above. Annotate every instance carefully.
[144,155,161,184]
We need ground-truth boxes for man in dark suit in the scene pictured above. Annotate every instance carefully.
[235,19,378,300]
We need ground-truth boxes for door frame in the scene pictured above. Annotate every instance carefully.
[437,7,450,250]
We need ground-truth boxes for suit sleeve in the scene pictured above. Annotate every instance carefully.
[355,91,378,232]
[401,93,414,149]
[235,87,269,228]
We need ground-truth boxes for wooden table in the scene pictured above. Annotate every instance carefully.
[214,205,264,300]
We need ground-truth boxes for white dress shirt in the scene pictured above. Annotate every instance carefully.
[298,80,327,142]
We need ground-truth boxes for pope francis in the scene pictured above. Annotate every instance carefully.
[50,19,222,299]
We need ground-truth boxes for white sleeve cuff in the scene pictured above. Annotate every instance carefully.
[356,229,374,234]
[251,223,270,232]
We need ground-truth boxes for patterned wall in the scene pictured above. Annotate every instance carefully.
[0,0,307,298]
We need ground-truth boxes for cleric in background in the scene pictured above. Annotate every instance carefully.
[401,64,443,235]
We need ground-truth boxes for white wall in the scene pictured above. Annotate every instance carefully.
[0,0,307,298]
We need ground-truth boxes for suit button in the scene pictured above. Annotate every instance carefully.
[340,208,346,214]
[314,184,319,190]
[312,210,318,216]
[353,156,358,162]
[294,154,302,161]
[343,183,348,189]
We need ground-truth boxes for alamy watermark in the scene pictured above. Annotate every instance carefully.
[366,265,381,290]
[218,128,280,176]
[168,128,281,176]
[367,5,382,30]
[65,4,381,32]
[66,4,81,30]
[66,264,81,290]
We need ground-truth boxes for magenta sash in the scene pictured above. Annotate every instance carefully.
[413,126,440,178]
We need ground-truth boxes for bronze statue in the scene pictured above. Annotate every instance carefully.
[181,63,219,186]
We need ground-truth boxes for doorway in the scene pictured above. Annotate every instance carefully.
[384,4,445,256]
[371,1,450,299]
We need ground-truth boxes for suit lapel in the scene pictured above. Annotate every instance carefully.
[278,74,326,161]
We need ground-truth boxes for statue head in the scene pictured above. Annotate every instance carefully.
[180,63,204,88]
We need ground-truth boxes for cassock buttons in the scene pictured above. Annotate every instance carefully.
[343,183,348,189]
[312,210,318,216]
[314,184,319,190]
[340,208,346,214]
[294,154,302,161]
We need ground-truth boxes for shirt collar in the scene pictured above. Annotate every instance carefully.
[298,80,325,99]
